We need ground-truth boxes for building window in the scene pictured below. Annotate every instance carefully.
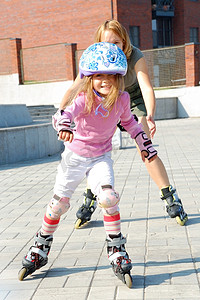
[152,17,173,48]
[129,26,140,48]
[190,27,199,43]
[152,20,158,48]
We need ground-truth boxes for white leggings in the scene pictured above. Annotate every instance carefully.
[54,147,114,199]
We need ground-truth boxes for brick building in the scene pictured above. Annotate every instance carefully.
[0,0,199,51]
[0,0,199,86]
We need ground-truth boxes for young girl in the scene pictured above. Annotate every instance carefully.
[60,20,188,227]
[18,42,157,287]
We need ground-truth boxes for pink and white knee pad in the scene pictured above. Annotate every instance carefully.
[97,187,120,215]
[47,194,70,219]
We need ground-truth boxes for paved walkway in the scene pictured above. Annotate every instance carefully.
[0,118,200,300]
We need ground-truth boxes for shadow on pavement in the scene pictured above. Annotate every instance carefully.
[21,259,200,289]
[133,266,200,288]
[24,265,110,281]
[73,214,200,229]
[0,152,61,170]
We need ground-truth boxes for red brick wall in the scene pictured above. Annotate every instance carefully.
[117,0,153,50]
[1,1,200,50]
[0,0,154,51]
[183,0,200,44]
[0,39,13,74]
[22,43,77,82]
[185,43,200,86]
[0,38,22,80]
[173,0,185,45]
[174,0,200,45]
[0,0,114,50]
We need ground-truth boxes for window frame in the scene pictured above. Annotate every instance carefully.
[190,27,199,43]
[129,26,140,48]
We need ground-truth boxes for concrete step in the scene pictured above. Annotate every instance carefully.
[27,105,57,121]
[0,105,63,165]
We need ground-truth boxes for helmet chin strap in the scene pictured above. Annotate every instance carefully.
[93,89,109,118]
[93,89,105,100]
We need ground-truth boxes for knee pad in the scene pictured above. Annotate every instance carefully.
[47,194,70,219]
[97,188,120,215]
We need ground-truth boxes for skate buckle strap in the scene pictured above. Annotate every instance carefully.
[31,246,47,259]
[167,200,182,208]
[107,237,126,247]
[108,251,126,263]
[160,188,176,201]
[34,235,52,246]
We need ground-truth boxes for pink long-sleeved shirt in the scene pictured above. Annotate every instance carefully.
[59,91,142,157]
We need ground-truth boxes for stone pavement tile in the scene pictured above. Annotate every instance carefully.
[87,286,116,300]
[145,270,170,286]
[0,290,35,300]
[145,285,200,299]
[64,270,94,288]
[97,253,111,267]
[0,292,9,300]
[36,275,67,289]
[32,287,89,300]
[128,247,146,260]
[0,279,40,291]
[171,270,199,284]
[76,255,102,267]
[116,285,145,300]
[60,241,86,252]
[91,272,122,287]
[50,255,77,268]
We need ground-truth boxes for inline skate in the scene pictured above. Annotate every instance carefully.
[75,189,97,229]
[160,185,188,226]
[18,232,53,281]
[106,233,132,288]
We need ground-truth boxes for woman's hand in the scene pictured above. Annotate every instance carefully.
[146,115,156,139]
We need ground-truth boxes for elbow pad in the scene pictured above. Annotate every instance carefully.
[52,110,73,133]
[135,131,157,161]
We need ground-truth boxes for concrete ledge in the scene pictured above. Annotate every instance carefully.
[155,86,200,118]
[0,104,33,127]
[0,123,63,165]
[155,97,177,120]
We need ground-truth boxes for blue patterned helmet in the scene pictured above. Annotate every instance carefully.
[79,42,127,79]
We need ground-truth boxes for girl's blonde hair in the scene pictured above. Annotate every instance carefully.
[73,74,124,114]
[94,20,132,59]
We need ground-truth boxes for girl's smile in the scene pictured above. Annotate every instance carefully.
[92,74,115,97]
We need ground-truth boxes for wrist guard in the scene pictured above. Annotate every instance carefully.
[52,110,73,133]
[135,131,157,161]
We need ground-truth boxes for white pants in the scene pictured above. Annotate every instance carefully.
[54,147,114,199]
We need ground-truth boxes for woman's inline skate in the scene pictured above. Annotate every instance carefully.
[18,232,53,281]
[160,185,188,226]
[75,189,97,229]
[106,233,132,288]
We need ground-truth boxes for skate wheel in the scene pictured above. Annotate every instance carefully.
[18,267,27,281]
[176,215,188,226]
[74,219,82,229]
[124,273,132,288]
